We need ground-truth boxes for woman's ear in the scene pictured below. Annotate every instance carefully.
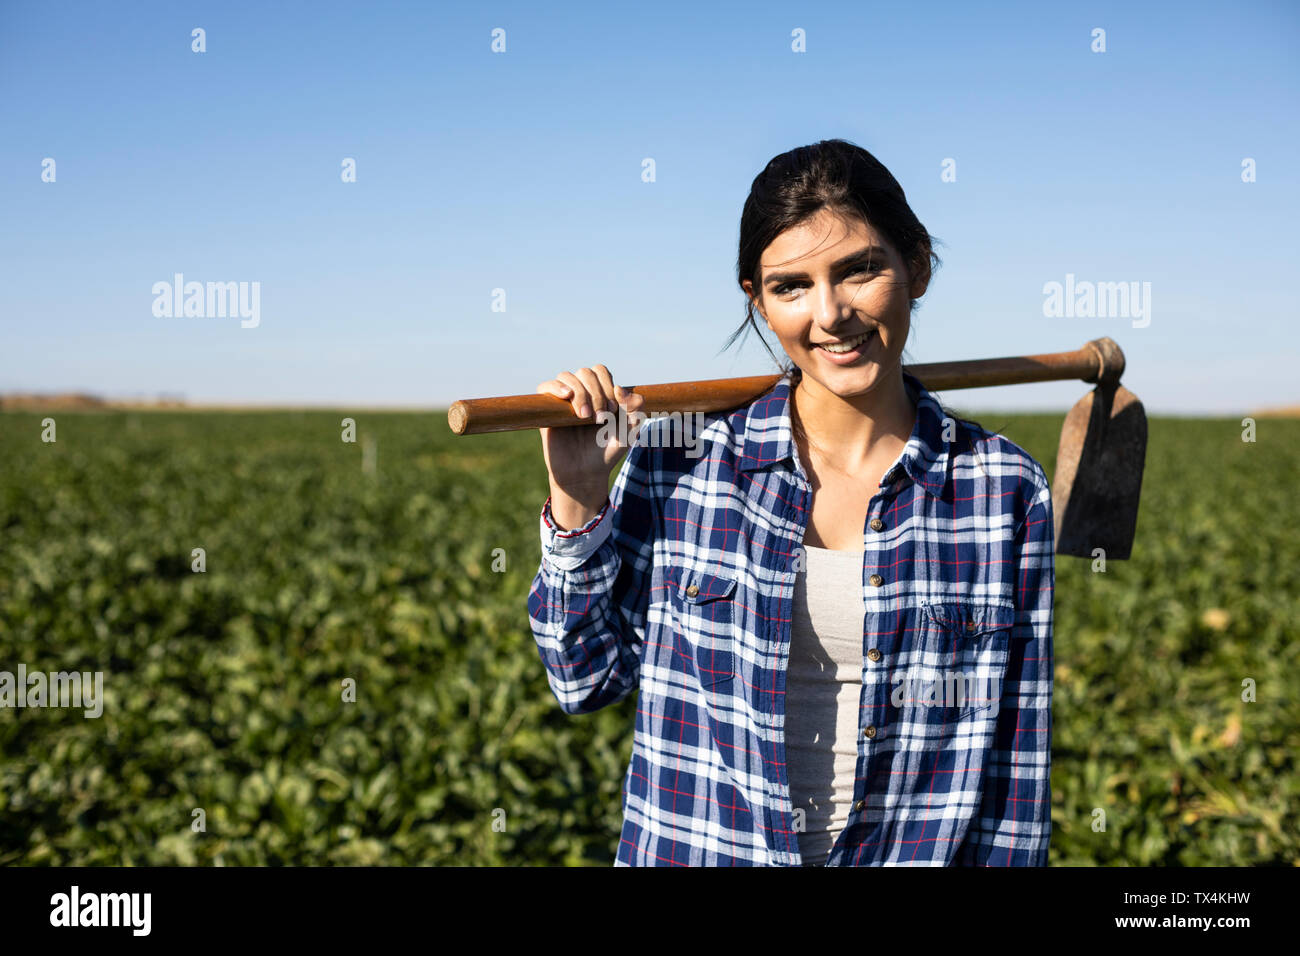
[908,250,932,300]
[744,281,771,328]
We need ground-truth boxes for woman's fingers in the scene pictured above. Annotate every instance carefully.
[620,387,645,412]
[538,366,645,423]
[554,370,592,418]
[573,367,610,416]
[590,365,618,413]
[535,380,572,400]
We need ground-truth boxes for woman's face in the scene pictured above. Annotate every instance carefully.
[743,208,928,400]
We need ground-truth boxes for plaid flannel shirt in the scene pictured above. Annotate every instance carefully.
[528,369,1054,866]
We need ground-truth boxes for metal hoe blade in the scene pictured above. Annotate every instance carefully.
[1052,380,1147,559]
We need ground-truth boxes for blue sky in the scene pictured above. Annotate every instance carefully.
[2,0,1297,414]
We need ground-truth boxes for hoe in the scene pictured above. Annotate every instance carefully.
[447,336,1146,559]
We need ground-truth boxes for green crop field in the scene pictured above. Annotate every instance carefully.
[1,407,1296,865]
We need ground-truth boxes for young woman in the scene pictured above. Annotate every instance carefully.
[528,139,1055,867]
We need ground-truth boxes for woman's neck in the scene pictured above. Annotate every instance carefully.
[790,368,917,475]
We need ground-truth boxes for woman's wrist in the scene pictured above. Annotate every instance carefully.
[548,482,609,531]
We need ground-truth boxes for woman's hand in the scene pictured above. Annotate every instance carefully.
[536,364,647,530]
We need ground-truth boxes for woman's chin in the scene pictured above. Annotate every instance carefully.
[799,360,887,398]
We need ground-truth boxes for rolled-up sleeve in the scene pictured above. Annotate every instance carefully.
[527,432,657,715]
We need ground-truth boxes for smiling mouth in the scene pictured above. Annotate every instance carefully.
[814,329,874,353]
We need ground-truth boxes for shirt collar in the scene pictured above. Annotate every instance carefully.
[737,367,951,499]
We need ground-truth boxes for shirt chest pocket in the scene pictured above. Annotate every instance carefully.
[667,569,737,689]
[897,601,1016,721]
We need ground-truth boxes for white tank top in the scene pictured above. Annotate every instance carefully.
[784,543,866,865]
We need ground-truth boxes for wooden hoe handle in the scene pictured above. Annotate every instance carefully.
[447,337,1126,436]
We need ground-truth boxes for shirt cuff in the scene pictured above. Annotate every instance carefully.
[540,494,613,570]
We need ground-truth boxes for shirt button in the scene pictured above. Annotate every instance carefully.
[866,648,881,662]
[853,799,866,812]
[966,619,976,630]
[685,584,699,597]
[868,574,883,587]
[861,725,876,739]
[869,518,884,531]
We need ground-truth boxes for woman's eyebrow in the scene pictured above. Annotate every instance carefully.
[763,246,888,286]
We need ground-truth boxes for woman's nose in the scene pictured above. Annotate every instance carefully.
[810,283,853,330]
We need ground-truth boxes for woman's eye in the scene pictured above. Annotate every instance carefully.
[774,262,881,296]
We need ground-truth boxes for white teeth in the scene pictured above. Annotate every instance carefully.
[818,330,872,353]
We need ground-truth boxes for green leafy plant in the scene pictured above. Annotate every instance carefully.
[0,409,1295,865]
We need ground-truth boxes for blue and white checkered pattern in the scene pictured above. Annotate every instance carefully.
[528,369,1054,866]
